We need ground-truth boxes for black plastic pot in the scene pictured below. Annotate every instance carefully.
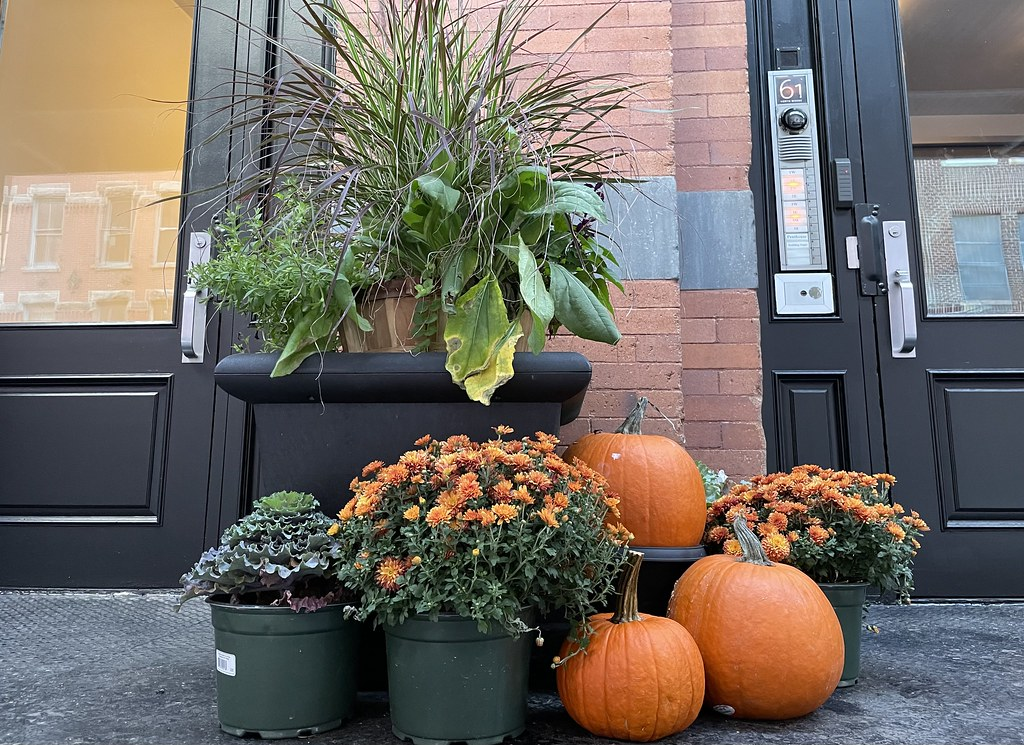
[385,613,533,745]
[818,582,869,687]
[209,602,359,738]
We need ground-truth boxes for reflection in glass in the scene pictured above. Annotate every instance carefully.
[0,1,193,325]
[901,0,1024,316]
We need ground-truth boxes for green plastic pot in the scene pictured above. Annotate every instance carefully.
[817,582,869,687]
[209,601,359,738]
[385,612,534,745]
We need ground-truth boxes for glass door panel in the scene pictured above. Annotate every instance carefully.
[901,0,1024,316]
[0,0,193,324]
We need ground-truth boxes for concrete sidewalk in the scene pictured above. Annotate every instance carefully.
[1,592,1021,745]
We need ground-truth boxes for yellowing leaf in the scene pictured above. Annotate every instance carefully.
[463,322,523,405]
[444,274,509,384]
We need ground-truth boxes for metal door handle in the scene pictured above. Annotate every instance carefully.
[882,221,917,358]
[891,270,917,354]
[181,232,210,363]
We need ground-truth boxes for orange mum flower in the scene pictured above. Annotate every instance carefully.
[477,509,497,527]
[378,464,411,486]
[874,473,896,486]
[886,522,907,541]
[808,525,830,545]
[536,507,559,527]
[494,425,514,436]
[455,472,483,501]
[327,523,340,536]
[361,460,385,477]
[399,450,433,472]
[512,486,535,505]
[492,504,518,524]
[543,455,570,477]
[508,453,533,471]
[375,557,409,591]
[426,506,451,527]
[337,497,357,522]
[705,525,730,543]
[414,434,432,446]
[761,532,791,561]
[490,479,514,503]
[768,511,788,531]
[403,505,421,521]
[723,538,742,556]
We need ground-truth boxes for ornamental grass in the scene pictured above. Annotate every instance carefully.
[704,465,929,603]
[332,427,631,636]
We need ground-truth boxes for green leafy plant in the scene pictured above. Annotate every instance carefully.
[193,0,637,400]
[177,491,351,612]
[704,465,930,603]
[696,459,729,504]
[331,427,630,636]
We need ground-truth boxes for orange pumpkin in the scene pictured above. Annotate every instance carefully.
[562,396,705,546]
[557,550,705,741]
[667,516,844,720]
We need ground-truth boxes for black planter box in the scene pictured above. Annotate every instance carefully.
[214,351,592,515]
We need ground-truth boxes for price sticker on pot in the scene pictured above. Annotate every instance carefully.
[216,650,236,677]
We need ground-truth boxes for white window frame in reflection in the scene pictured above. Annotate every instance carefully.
[27,186,68,270]
[98,184,139,268]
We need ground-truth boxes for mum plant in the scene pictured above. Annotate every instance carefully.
[177,491,350,612]
[332,427,631,635]
[704,465,929,603]
[190,0,636,401]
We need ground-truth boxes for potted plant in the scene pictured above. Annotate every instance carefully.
[192,0,636,400]
[177,491,359,738]
[703,465,930,686]
[331,427,629,745]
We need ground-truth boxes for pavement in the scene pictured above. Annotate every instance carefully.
[1,592,1022,745]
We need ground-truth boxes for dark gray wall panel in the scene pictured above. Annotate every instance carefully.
[0,376,170,521]
[931,372,1024,526]
[773,372,850,471]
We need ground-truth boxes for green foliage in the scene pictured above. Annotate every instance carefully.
[705,466,930,603]
[187,185,372,376]
[332,429,630,636]
[177,491,351,612]
[696,460,729,504]
[196,0,637,402]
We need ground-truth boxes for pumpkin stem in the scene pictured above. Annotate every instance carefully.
[731,515,773,566]
[610,550,644,624]
[615,396,649,435]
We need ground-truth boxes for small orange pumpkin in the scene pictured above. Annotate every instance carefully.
[557,550,705,741]
[562,396,705,546]
[667,516,844,720]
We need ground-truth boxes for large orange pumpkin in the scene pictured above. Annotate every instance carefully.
[557,551,705,741]
[562,396,705,546]
[667,516,844,720]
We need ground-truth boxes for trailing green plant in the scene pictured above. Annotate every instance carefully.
[331,427,631,636]
[192,0,638,401]
[177,491,351,612]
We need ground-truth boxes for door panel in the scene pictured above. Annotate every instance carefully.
[0,0,263,587]
[845,0,1024,596]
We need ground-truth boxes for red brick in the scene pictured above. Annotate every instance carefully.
[681,290,760,318]
[679,369,720,395]
[674,70,749,95]
[710,140,752,166]
[676,142,711,166]
[672,95,709,119]
[544,334,637,363]
[631,104,676,127]
[613,281,681,309]
[633,418,685,440]
[615,308,680,335]
[703,1,747,25]
[672,3,704,26]
[672,23,746,49]
[716,317,760,343]
[684,422,724,449]
[705,45,748,71]
[635,336,683,362]
[708,92,752,118]
[680,318,717,342]
[579,390,644,420]
[672,48,706,72]
[688,449,766,481]
[555,4,629,29]
[684,394,761,422]
[586,26,670,54]
[720,369,763,395]
[722,422,766,450]
[557,419,593,448]
[675,116,751,143]
[676,165,751,191]
[683,343,760,369]
[592,362,680,390]
[629,124,674,152]
[636,150,676,178]
[629,1,672,27]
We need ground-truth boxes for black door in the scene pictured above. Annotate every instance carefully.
[0,0,263,587]
[757,0,1024,597]
[842,0,1024,597]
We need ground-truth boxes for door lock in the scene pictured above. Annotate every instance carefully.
[883,221,917,358]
